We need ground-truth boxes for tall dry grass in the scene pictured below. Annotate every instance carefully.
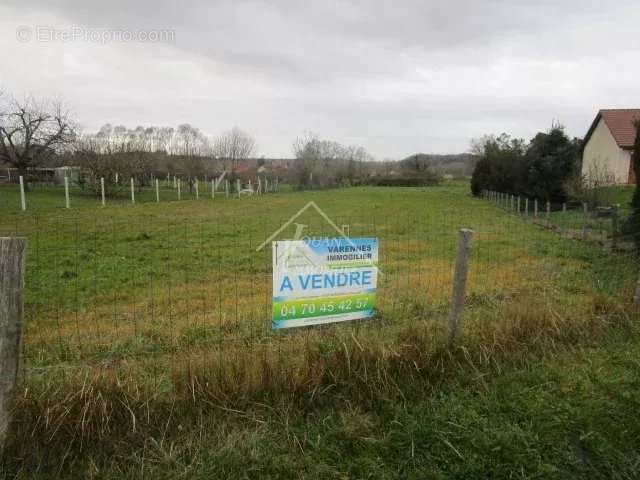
[5,287,638,473]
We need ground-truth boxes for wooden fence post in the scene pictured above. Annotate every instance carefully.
[195,178,199,199]
[0,237,26,447]
[155,179,160,203]
[64,176,70,209]
[448,229,474,346]
[19,176,26,211]
[225,180,229,198]
[130,178,135,204]
[177,179,181,200]
[100,178,106,206]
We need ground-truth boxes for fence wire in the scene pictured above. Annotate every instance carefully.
[1,190,638,387]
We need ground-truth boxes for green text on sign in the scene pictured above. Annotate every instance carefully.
[273,292,376,322]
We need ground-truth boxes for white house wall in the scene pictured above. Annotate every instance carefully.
[582,118,631,184]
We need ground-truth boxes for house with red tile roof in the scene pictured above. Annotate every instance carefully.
[582,109,639,185]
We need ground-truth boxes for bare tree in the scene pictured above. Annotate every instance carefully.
[0,95,76,179]
[73,133,130,196]
[213,127,256,171]
[175,124,209,191]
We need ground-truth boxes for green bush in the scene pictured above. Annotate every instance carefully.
[471,126,581,202]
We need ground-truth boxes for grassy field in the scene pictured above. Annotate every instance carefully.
[1,181,639,478]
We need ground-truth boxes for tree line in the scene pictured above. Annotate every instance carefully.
[470,124,582,202]
[1,92,448,194]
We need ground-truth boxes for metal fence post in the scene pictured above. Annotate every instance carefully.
[448,229,474,346]
[0,237,26,447]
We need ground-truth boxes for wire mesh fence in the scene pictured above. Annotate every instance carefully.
[3,194,638,389]
[482,190,636,250]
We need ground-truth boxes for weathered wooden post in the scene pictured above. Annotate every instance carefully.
[19,176,26,211]
[195,178,199,199]
[177,179,181,200]
[100,178,106,206]
[448,229,474,346]
[64,176,70,209]
[211,179,215,199]
[130,178,135,204]
[517,196,521,214]
[534,199,538,219]
[0,237,26,447]
[237,179,241,198]
[155,179,160,203]
[225,180,229,198]
[525,198,529,216]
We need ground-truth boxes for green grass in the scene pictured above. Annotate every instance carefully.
[1,181,639,478]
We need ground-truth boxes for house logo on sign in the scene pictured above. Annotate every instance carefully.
[256,200,355,253]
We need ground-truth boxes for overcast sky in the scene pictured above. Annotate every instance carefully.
[1,0,638,158]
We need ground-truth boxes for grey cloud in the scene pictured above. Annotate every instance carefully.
[1,0,639,158]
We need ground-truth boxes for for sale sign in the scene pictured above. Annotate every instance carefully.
[272,237,378,329]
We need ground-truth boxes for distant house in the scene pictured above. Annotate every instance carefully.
[582,109,640,185]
